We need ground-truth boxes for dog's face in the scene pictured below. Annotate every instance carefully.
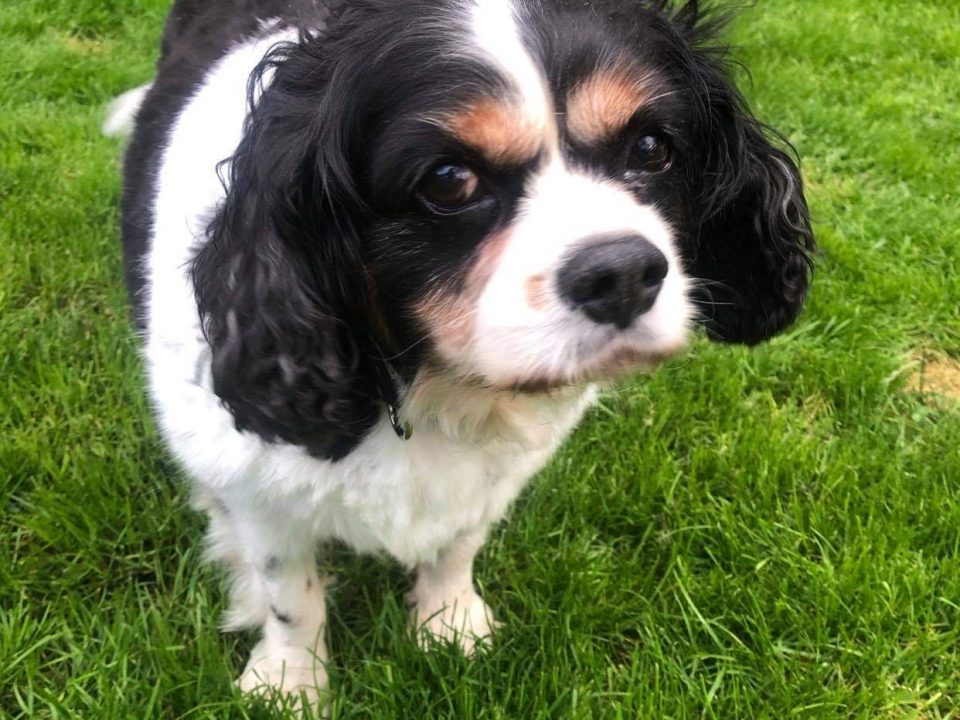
[362,0,703,390]
[194,0,813,457]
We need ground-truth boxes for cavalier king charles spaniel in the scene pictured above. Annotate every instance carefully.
[110,0,813,706]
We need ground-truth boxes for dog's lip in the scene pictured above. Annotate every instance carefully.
[493,340,688,394]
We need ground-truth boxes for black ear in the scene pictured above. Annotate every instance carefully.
[675,9,815,345]
[192,39,378,460]
[691,120,814,345]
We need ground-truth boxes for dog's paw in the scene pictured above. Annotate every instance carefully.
[237,639,329,714]
[409,590,499,656]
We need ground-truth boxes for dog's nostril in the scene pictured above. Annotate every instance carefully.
[583,272,617,304]
[642,258,668,287]
[558,234,668,330]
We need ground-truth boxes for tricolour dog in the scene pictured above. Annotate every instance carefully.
[110,0,813,707]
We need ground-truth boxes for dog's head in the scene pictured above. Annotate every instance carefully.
[193,0,814,457]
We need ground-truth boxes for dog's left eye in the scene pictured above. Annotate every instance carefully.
[416,164,487,214]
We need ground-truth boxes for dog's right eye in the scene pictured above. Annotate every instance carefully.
[627,134,672,175]
[416,164,488,215]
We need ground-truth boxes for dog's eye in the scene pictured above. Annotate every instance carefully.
[416,164,486,214]
[627,134,671,174]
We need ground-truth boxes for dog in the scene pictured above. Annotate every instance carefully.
[110,0,813,706]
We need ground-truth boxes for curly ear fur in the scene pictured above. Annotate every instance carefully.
[666,1,814,345]
[692,120,814,345]
[574,1,814,344]
[192,36,379,461]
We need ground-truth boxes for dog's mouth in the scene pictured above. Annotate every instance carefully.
[492,340,688,394]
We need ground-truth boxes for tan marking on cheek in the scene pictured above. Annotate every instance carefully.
[465,229,510,299]
[524,273,551,311]
[440,98,542,164]
[414,291,474,353]
[413,229,512,358]
[566,70,654,146]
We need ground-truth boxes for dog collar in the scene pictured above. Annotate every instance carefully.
[385,401,412,441]
[367,337,412,441]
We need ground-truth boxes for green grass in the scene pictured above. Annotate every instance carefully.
[2,0,959,717]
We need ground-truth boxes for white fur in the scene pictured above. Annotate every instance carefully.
[469,0,553,143]
[409,529,499,654]
[102,83,151,137]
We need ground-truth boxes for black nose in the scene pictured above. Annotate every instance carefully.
[557,235,669,329]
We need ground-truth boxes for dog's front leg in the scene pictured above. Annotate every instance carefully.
[209,504,329,708]
[409,529,499,655]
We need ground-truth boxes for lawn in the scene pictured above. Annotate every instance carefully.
[2,0,959,718]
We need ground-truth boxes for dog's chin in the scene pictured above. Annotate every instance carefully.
[488,339,688,395]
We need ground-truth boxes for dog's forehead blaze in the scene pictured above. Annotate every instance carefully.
[441,98,543,164]
[566,70,655,146]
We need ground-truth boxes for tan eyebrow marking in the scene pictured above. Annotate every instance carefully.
[566,70,655,146]
[438,97,543,164]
